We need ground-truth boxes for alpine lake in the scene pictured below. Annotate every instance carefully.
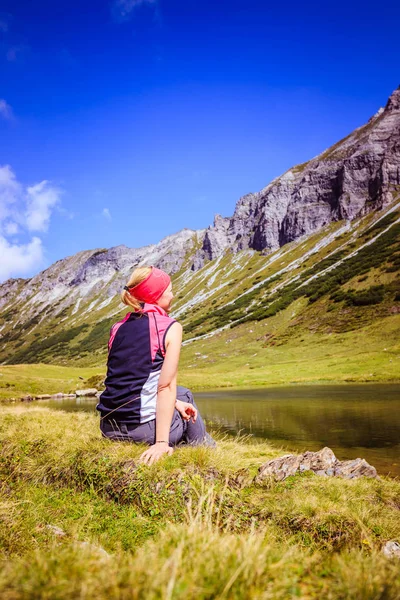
[40,383,400,478]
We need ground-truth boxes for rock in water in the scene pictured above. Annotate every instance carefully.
[255,447,377,482]
[20,395,34,402]
[75,388,98,397]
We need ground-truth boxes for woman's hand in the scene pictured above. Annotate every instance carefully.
[175,399,197,423]
[139,442,173,465]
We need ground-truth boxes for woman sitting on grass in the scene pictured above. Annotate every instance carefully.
[96,265,215,464]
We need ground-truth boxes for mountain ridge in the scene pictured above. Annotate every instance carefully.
[0,87,399,371]
[191,86,400,269]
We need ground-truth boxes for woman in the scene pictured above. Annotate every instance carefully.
[96,265,215,465]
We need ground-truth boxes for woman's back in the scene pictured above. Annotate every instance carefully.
[96,303,176,424]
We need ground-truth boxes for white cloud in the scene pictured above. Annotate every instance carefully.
[4,221,19,235]
[0,99,13,120]
[0,164,21,220]
[102,207,112,220]
[0,165,62,282]
[0,236,43,281]
[111,0,157,21]
[25,180,61,232]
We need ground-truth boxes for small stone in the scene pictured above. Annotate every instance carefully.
[46,524,66,536]
[35,394,51,400]
[382,541,400,559]
[76,541,110,558]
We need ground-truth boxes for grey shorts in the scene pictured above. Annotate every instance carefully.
[100,386,208,446]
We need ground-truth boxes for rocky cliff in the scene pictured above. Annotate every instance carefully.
[191,87,400,270]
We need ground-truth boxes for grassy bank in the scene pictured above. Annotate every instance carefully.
[0,406,399,598]
[0,364,101,401]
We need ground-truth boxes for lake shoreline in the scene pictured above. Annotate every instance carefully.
[14,382,400,478]
[1,371,400,403]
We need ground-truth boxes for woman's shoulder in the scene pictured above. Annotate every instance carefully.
[154,312,180,331]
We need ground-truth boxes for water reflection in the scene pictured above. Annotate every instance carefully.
[39,384,400,477]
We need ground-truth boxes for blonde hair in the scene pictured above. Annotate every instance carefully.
[121,266,152,312]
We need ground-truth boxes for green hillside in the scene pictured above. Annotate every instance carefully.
[0,197,399,398]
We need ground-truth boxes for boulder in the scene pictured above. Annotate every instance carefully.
[255,447,377,483]
[20,395,34,402]
[35,394,51,400]
[75,388,98,397]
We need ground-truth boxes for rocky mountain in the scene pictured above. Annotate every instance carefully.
[191,87,400,269]
[0,87,399,368]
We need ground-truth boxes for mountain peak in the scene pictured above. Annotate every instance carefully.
[190,87,400,269]
[385,86,400,112]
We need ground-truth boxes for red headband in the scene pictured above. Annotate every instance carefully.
[124,267,171,304]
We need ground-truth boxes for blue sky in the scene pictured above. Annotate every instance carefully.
[0,0,399,282]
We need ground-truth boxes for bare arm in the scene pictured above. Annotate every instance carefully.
[139,322,182,465]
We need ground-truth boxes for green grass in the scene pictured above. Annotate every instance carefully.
[0,364,101,400]
[0,406,399,598]
[179,310,400,391]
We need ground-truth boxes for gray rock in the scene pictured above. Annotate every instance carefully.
[255,447,378,482]
[334,457,377,479]
[75,388,98,397]
[46,524,66,536]
[382,541,400,559]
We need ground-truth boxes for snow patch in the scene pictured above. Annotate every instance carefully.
[96,297,114,311]
[72,298,82,315]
